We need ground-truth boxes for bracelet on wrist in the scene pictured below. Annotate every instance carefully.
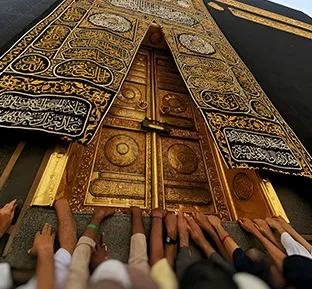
[221,234,230,243]
[87,224,100,231]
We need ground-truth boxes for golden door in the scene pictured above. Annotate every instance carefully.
[86,48,219,214]
[32,36,287,220]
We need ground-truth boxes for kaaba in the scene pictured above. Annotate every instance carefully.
[0,0,311,278]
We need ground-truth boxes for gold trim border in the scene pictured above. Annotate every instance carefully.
[215,0,312,33]
[31,143,71,206]
[258,173,289,222]
[229,8,312,40]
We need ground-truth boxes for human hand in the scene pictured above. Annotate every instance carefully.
[164,212,177,240]
[90,242,109,271]
[192,212,213,232]
[130,206,142,217]
[0,199,17,236]
[253,219,272,236]
[28,223,55,256]
[207,215,222,229]
[185,214,207,248]
[93,207,115,223]
[151,208,167,219]
[238,218,259,235]
[177,212,189,247]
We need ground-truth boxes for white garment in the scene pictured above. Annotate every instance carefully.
[0,263,13,289]
[281,232,312,259]
[18,248,72,289]
[234,272,270,289]
[90,259,132,289]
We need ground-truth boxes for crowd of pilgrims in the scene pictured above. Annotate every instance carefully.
[0,198,311,289]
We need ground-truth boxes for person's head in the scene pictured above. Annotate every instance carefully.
[88,259,158,289]
[180,259,270,289]
[283,255,312,289]
[180,259,239,289]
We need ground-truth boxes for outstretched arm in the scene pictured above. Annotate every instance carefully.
[253,218,286,253]
[240,218,286,272]
[29,223,55,289]
[275,216,312,253]
[192,213,232,263]
[164,212,178,268]
[64,207,115,289]
[54,199,77,255]
[185,215,215,257]
[208,215,240,261]
[150,208,167,266]
[0,199,17,238]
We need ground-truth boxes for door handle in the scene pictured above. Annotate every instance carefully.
[141,119,170,134]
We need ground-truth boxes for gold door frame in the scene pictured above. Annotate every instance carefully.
[31,134,288,221]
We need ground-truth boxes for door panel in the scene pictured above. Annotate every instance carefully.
[155,52,216,213]
[85,127,151,208]
[84,48,151,209]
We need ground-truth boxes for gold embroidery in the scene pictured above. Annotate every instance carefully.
[11,54,50,74]
[33,25,71,50]
[229,8,312,40]
[215,0,312,33]
[60,6,86,22]
[55,60,114,86]
[207,1,224,11]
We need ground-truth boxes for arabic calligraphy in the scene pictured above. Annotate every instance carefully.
[105,0,199,26]
[224,128,301,169]
[33,25,71,50]
[0,92,91,136]
[88,13,132,32]
[62,47,125,71]
[55,59,114,86]
[60,7,86,22]
[11,54,50,74]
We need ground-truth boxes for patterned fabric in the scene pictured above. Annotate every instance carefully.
[0,0,311,177]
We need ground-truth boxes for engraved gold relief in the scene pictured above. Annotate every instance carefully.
[233,173,253,200]
[31,144,70,206]
[168,144,199,175]
[104,135,139,167]
[260,175,289,221]
[117,84,142,104]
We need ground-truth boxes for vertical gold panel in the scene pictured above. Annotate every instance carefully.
[31,144,70,206]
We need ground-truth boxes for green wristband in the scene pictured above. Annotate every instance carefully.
[87,224,100,231]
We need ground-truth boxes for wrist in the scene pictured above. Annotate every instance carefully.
[167,231,177,240]
[179,239,189,248]
[201,241,211,253]
[152,217,163,223]
[91,215,102,226]
[37,247,54,258]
